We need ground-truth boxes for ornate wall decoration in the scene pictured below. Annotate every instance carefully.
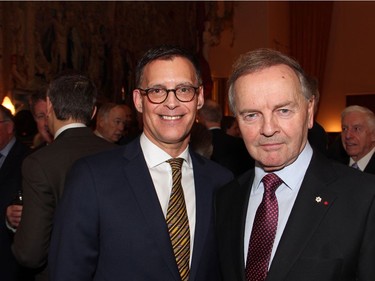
[1,1,199,106]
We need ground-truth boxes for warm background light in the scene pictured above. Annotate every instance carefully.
[2,96,15,115]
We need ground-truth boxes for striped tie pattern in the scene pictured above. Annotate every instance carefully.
[166,158,190,281]
[245,173,283,281]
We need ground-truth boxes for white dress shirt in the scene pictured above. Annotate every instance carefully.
[244,142,313,267]
[140,133,196,264]
[349,147,375,171]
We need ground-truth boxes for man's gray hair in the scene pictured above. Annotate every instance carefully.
[228,48,312,115]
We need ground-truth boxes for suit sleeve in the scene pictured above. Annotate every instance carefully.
[48,159,99,281]
[13,155,55,268]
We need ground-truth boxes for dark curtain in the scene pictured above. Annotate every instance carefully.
[290,1,333,94]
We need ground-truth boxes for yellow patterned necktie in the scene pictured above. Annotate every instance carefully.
[166,158,190,281]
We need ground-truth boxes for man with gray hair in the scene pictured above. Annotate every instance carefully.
[341,105,375,174]
[215,48,375,281]
[94,102,132,143]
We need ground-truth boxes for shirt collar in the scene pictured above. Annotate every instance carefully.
[349,146,375,171]
[253,142,313,191]
[0,137,16,158]
[140,133,191,168]
[54,123,86,139]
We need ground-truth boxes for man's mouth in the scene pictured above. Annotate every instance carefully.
[160,115,182,120]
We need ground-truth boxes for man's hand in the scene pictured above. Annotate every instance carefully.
[6,205,23,229]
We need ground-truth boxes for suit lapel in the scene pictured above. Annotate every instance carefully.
[267,153,338,281]
[224,170,255,281]
[189,154,215,280]
[122,140,180,280]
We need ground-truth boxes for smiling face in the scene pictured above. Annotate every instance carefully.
[341,111,375,161]
[233,64,314,171]
[133,57,204,156]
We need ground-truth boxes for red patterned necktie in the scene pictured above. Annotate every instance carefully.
[166,158,190,281]
[245,173,283,281]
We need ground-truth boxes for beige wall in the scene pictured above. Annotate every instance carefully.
[209,2,269,78]
[320,1,375,132]
[208,1,375,133]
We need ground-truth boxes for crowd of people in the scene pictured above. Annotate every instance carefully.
[1,45,374,281]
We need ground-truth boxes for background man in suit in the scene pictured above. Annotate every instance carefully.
[215,48,375,281]
[93,102,129,143]
[198,99,254,176]
[49,45,233,281]
[221,115,242,138]
[341,105,375,174]
[306,76,328,156]
[29,87,53,149]
[0,105,31,281]
[12,74,115,281]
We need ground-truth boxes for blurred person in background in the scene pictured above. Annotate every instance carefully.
[12,74,115,281]
[341,105,375,174]
[221,115,241,138]
[94,102,129,143]
[29,87,53,149]
[1,105,32,281]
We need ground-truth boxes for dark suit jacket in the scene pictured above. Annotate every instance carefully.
[328,141,375,175]
[0,139,31,281]
[363,153,375,174]
[308,121,328,156]
[210,128,254,176]
[48,137,233,281]
[215,151,375,281]
[12,127,115,281]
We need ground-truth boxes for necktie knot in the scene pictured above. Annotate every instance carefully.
[351,162,360,170]
[262,173,283,194]
[167,158,184,171]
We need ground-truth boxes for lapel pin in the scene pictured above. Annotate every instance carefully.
[315,196,322,203]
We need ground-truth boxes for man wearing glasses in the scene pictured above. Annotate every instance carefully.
[49,45,233,281]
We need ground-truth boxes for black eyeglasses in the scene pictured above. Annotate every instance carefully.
[138,85,201,104]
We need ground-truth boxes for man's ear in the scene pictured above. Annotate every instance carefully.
[133,89,143,113]
[197,87,204,110]
[307,97,315,129]
[91,106,97,120]
[46,97,53,116]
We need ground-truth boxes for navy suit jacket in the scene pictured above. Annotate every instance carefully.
[49,137,233,281]
[215,151,375,281]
